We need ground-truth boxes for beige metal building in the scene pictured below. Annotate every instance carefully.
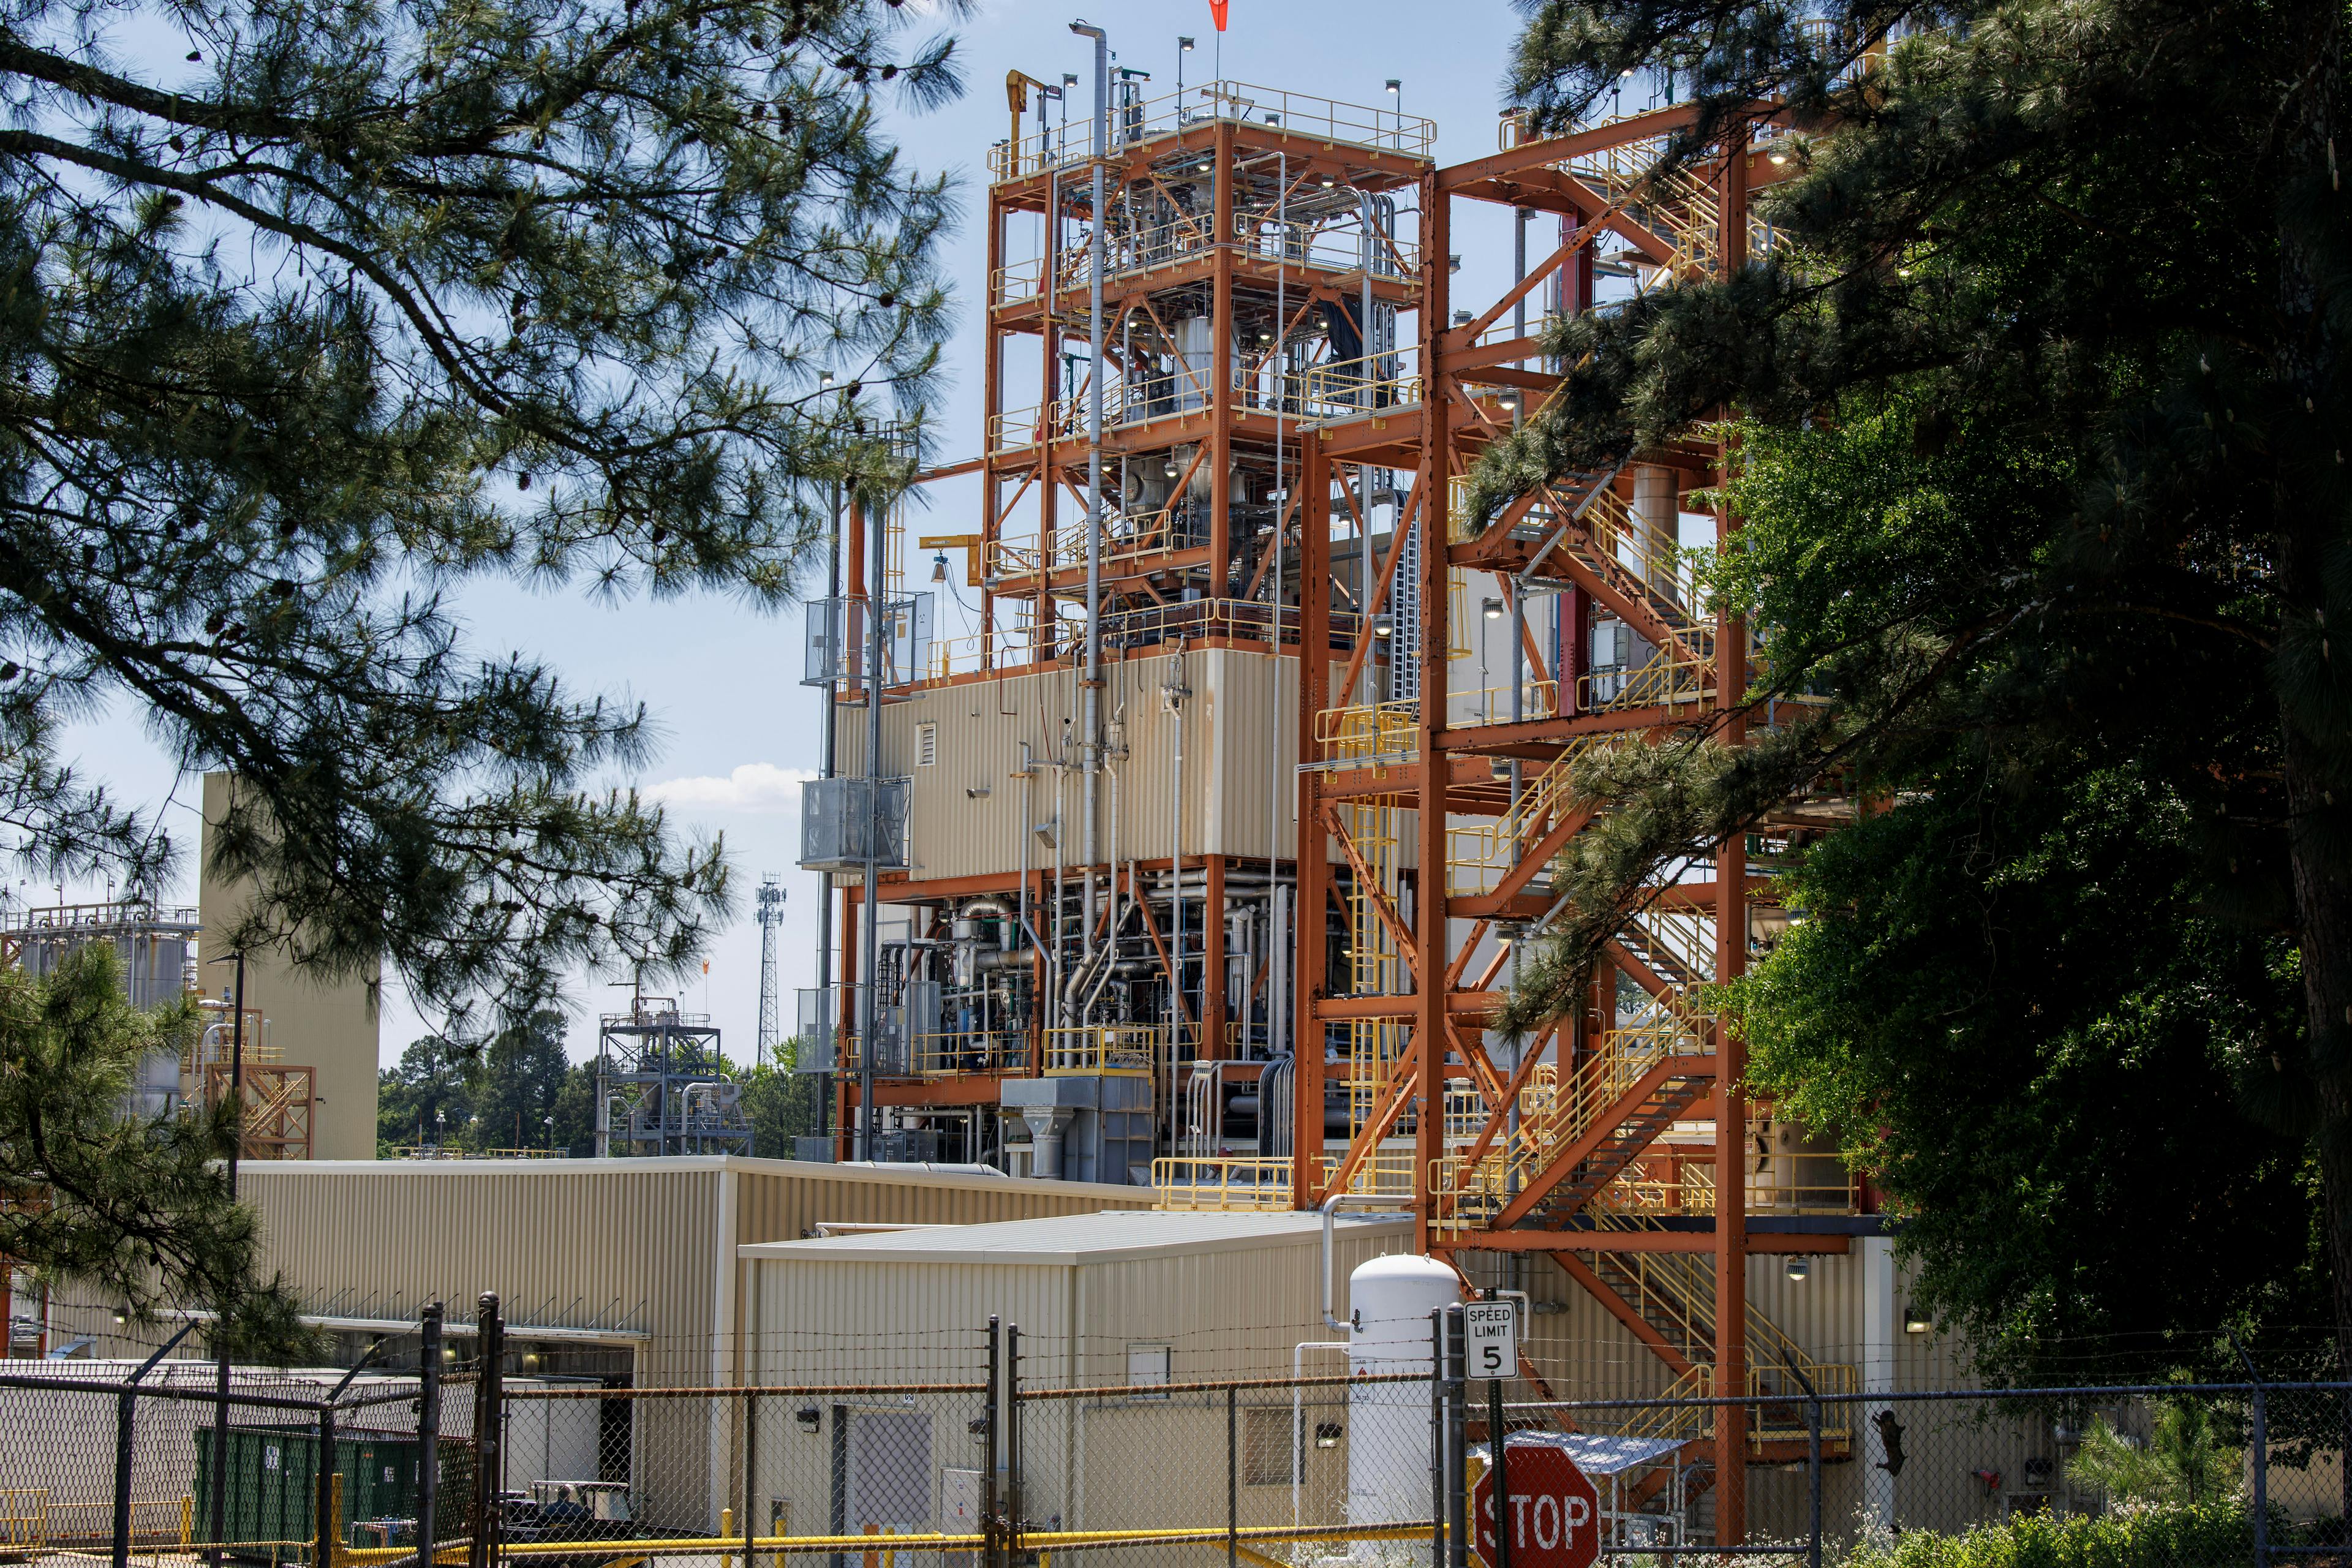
[50,1157,1151,1382]
[742,1210,1419,1547]
[198,772,381,1161]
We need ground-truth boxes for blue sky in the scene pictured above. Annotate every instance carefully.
[69,1,1569,1065]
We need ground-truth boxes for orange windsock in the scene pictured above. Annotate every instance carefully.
[1209,0,1228,29]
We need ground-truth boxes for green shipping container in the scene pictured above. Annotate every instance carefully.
[192,1425,475,1562]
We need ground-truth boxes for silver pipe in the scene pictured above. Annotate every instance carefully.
[1358,192,1378,702]
[1272,152,1289,976]
[1072,19,1109,974]
[1053,755,1067,1026]
[1167,660,1187,1055]
[814,465,842,1148]
[861,483,885,1159]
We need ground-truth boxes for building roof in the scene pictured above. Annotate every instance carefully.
[738,1207,1413,1266]
[251,1155,1141,1199]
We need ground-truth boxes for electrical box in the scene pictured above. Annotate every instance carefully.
[798,776,911,872]
[802,596,936,687]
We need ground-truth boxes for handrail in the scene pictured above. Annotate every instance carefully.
[988,78,1436,181]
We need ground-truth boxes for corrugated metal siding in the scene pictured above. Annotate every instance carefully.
[239,1159,722,1386]
[838,650,1305,883]
[747,1259,1070,1385]
[747,1218,1414,1387]
[228,1159,1148,1391]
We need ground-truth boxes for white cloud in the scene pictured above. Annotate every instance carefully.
[642,763,818,815]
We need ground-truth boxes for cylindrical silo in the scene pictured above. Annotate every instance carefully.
[1347,1254,1461,1532]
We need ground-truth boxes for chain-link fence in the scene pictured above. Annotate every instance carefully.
[5,1302,2347,1568]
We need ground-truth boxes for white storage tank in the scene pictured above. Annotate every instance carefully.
[1346,1254,1460,1531]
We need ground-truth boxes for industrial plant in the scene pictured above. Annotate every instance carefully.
[777,37,1869,1539]
[3,31,2113,1568]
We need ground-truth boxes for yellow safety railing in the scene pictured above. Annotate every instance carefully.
[1618,1366,1715,1444]
[1431,989,1713,1231]
[908,1031,1031,1077]
[386,1145,568,1160]
[1152,1155,1294,1211]
[1041,1024,1161,1076]
[1623,908,1716,982]
[1321,1145,1418,1200]
[1445,733,1631,895]
[1600,1360,1865,1455]
[1314,699,1419,764]
[1581,650,1713,712]
[1587,1161,1860,1221]
[1301,347,1425,421]
[0,1490,43,1553]
[1452,680,1561,729]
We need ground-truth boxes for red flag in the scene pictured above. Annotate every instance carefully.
[1209,0,1228,29]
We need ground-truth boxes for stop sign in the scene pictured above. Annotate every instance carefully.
[1472,1441,1600,1568]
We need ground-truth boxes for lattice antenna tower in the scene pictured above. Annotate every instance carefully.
[754,875,786,1069]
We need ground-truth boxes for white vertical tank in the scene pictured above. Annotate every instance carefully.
[1346,1254,1461,1530]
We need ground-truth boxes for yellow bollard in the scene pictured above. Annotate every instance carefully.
[722,1507,734,1568]
[181,1495,194,1548]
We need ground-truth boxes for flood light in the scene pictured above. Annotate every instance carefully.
[1785,1257,1811,1282]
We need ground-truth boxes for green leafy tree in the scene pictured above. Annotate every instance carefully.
[549,1060,600,1156]
[1487,0,2350,1370]
[0,0,966,1342]
[376,1034,474,1153]
[737,1047,817,1157]
[467,1009,571,1153]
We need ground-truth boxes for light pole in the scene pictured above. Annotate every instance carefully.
[815,371,842,1154]
[1177,36,1194,104]
[543,1115,555,1155]
[200,950,245,1568]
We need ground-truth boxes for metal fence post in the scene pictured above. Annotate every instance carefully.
[1444,1303,1468,1568]
[470,1293,505,1568]
[1005,1323,1022,1565]
[118,1321,198,1568]
[984,1317,1001,1568]
[744,1389,759,1568]
[1226,1383,1238,1568]
[317,1402,339,1568]
[1489,1378,1510,1568]
[1806,1394,1822,1568]
[2252,1381,2269,1568]
[417,1303,442,1568]
[113,1380,136,1568]
[1430,1310,1446,1568]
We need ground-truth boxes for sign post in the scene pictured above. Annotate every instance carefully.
[1472,1444,1600,1568]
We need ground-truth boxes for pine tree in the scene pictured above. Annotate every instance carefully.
[1490,0,2351,1364]
[0,0,962,1027]
[0,945,314,1357]
[0,0,968,1346]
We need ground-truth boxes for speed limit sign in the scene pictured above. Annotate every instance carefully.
[1465,1299,1518,1379]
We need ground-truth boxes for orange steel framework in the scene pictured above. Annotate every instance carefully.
[832,80,1861,1539]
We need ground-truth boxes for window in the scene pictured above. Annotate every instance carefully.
[1126,1343,1170,1400]
[915,722,938,767]
[1243,1406,1295,1487]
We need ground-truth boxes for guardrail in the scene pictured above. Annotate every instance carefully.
[989,79,1436,181]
